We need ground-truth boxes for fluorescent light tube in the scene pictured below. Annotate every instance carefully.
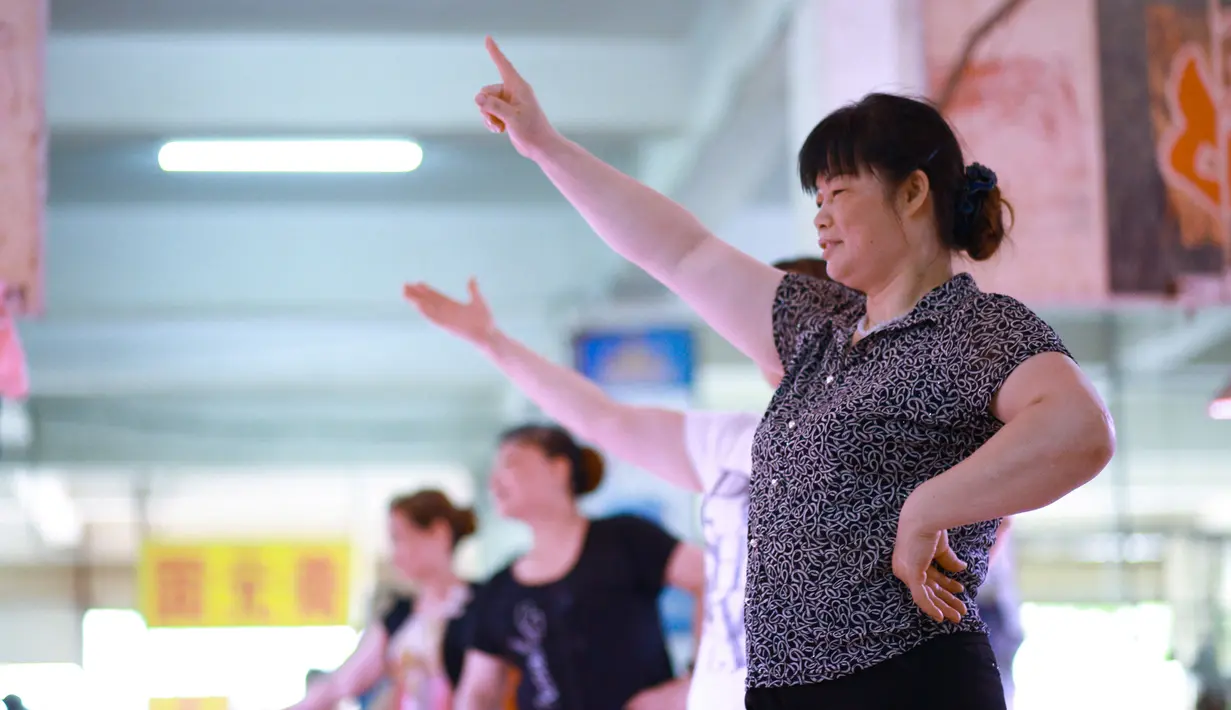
[157,139,424,173]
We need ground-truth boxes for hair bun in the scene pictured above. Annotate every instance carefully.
[451,507,477,540]
[954,162,1010,261]
[575,447,605,494]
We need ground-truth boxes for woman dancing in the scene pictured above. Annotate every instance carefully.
[468,37,1115,710]
[405,256,837,710]
[285,490,487,710]
[452,424,704,710]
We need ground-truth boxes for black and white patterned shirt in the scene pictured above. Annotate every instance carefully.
[745,272,1069,688]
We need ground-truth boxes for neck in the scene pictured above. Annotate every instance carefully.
[416,567,461,602]
[863,253,953,327]
[526,508,587,550]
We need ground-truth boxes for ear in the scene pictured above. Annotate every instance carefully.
[546,455,572,489]
[897,169,931,218]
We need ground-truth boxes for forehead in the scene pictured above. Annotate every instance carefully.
[814,168,879,192]
[497,439,541,460]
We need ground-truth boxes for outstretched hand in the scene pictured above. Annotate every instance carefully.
[477,36,559,158]
[403,278,497,350]
[891,526,969,624]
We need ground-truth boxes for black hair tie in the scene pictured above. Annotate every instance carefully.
[955,162,998,238]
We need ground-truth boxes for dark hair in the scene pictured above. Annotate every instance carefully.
[500,424,605,495]
[797,92,1011,261]
[772,256,830,281]
[389,489,477,546]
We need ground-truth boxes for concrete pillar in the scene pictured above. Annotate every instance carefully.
[784,0,927,251]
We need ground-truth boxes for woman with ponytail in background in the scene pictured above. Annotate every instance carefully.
[454,425,705,710]
[285,490,485,710]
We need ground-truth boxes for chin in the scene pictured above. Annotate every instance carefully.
[493,498,518,519]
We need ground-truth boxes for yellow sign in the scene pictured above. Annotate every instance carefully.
[138,541,350,628]
[149,699,229,710]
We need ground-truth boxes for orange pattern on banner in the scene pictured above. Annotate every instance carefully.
[149,699,229,710]
[1156,44,1225,225]
[138,541,350,627]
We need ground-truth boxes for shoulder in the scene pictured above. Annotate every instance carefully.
[682,410,759,480]
[593,513,659,532]
[380,593,415,635]
[957,292,1069,354]
[774,272,863,322]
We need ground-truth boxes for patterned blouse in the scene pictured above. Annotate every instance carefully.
[745,272,1069,688]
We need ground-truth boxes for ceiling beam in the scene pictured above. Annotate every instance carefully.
[1121,309,1231,373]
[48,34,692,135]
[638,0,797,220]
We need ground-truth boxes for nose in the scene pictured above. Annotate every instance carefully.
[813,205,831,232]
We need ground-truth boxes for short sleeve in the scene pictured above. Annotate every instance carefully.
[603,515,680,595]
[960,294,1072,413]
[772,273,862,368]
[683,411,760,493]
[380,595,414,636]
[465,570,510,658]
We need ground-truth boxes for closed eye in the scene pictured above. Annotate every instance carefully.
[815,189,845,208]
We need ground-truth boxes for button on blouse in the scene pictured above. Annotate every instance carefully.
[745,272,1070,689]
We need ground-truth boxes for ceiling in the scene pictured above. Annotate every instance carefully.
[49,0,710,37]
[46,132,640,205]
[5,0,1231,568]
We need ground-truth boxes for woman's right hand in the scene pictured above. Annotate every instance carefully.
[404,278,498,351]
[476,36,560,159]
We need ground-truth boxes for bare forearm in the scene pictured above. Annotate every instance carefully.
[454,687,502,710]
[530,134,711,283]
[529,135,786,371]
[904,400,1114,531]
[482,329,699,491]
[483,328,620,442]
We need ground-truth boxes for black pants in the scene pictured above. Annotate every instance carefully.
[745,632,1007,710]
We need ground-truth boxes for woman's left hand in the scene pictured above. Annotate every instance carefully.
[892,522,969,624]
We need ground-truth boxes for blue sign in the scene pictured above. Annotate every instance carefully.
[574,328,695,389]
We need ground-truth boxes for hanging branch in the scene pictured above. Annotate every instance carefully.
[934,0,1032,111]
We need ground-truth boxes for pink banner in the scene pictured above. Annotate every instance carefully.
[923,0,1109,305]
[0,0,45,316]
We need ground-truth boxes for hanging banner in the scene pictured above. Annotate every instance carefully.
[138,541,351,628]
[924,0,1231,304]
[149,699,229,710]
[0,0,45,316]
[573,326,698,668]
[1138,0,1231,300]
[923,0,1110,305]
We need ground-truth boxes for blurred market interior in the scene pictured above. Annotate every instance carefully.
[3,0,1231,708]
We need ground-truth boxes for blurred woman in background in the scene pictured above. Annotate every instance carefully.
[284,489,483,710]
[405,255,829,710]
[453,424,705,710]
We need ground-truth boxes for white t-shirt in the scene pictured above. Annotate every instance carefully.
[682,410,759,710]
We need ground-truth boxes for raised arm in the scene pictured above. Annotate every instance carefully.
[282,624,385,710]
[475,37,787,373]
[405,279,702,491]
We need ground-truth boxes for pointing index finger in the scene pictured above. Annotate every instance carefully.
[485,35,523,87]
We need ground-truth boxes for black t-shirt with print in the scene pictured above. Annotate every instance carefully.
[469,515,680,710]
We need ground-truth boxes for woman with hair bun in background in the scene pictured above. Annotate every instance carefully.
[284,489,485,710]
[454,424,705,710]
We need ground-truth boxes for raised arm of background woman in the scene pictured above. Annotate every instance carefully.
[475,37,786,375]
[404,278,699,492]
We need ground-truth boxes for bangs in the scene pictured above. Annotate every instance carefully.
[797,105,868,195]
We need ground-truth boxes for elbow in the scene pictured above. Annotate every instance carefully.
[1070,405,1116,486]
